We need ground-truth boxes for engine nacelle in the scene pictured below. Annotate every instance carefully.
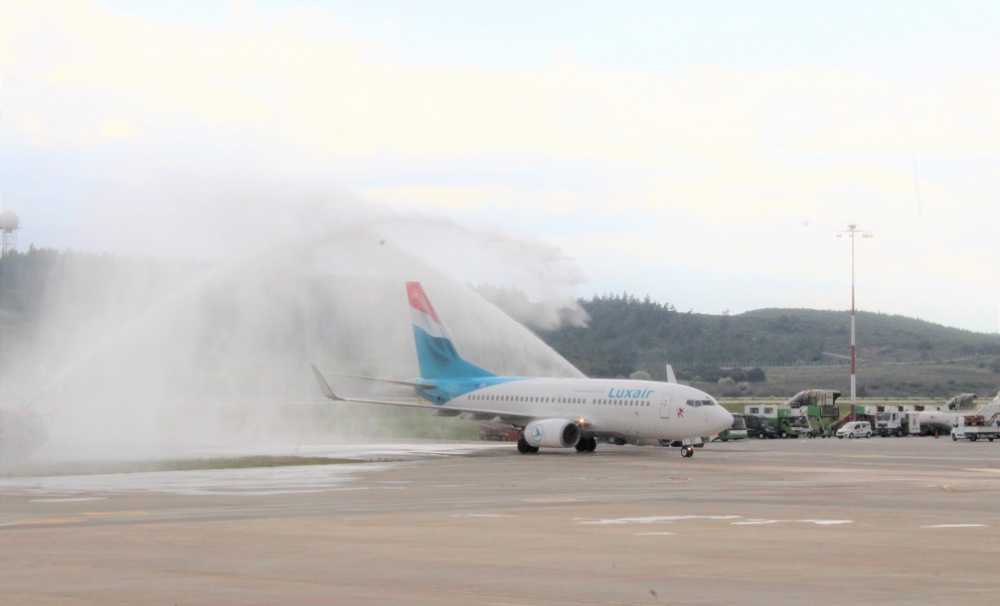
[523,418,581,449]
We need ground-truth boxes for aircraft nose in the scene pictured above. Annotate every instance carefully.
[714,406,734,433]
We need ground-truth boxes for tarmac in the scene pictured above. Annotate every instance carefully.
[2,437,1000,605]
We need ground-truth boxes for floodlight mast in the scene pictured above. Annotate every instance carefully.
[838,224,874,402]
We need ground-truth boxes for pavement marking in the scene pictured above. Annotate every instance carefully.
[30,497,107,503]
[921,523,988,529]
[82,510,149,518]
[633,531,676,536]
[522,497,579,503]
[730,519,853,526]
[579,515,741,525]
[15,517,85,526]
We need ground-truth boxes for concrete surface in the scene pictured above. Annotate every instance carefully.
[2,437,1000,605]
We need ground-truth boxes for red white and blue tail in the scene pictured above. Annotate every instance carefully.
[406,282,494,380]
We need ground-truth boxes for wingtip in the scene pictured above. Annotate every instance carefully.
[310,364,341,400]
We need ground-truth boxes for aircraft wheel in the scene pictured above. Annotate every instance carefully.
[575,436,597,453]
[680,446,694,458]
[517,437,539,454]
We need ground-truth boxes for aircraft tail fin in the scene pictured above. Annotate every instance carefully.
[406,281,494,380]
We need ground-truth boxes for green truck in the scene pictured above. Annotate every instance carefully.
[744,390,841,438]
[714,412,748,441]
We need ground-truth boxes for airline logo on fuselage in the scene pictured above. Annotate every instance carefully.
[608,388,654,399]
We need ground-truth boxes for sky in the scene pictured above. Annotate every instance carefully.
[1,1,999,332]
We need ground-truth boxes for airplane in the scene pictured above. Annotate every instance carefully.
[311,281,733,458]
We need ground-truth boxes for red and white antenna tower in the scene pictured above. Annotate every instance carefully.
[837,223,874,402]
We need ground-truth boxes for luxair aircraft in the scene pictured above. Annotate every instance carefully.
[312,282,732,458]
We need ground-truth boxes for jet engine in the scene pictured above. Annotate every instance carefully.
[522,418,581,448]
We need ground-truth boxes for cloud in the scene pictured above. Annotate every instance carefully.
[1,1,998,330]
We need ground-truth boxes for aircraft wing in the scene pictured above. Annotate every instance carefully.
[326,373,436,389]
[311,365,535,426]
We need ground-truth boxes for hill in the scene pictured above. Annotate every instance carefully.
[3,250,999,398]
[537,294,1000,397]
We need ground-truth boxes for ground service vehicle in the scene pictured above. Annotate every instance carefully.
[837,421,872,439]
[745,392,839,438]
[479,421,520,442]
[786,389,841,437]
[875,410,921,437]
[715,413,748,441]
[744,407,782,438]
[951,414,1000,442]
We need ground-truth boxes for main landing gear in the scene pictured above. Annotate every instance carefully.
[575,436,597,453]
[517,436,539,454]
[680,445,695,458]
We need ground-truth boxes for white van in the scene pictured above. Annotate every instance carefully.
[836,421,872,439]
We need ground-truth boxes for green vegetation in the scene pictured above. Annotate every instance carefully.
[3,249,999,400]
[539,294,1000,397]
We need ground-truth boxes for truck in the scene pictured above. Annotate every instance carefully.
[951,413,1000,442]
[785,389,841,437]
[743,404,786,438]
[744,390,841,439]
[478,421,520,442]
[714,412,748,442]
[914,393,982,436]
[874,409,921,437]
[744,412,779,439]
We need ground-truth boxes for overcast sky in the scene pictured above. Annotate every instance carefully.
[2,1,999,332]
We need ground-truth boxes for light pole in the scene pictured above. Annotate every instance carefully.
[838,224,873,402]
